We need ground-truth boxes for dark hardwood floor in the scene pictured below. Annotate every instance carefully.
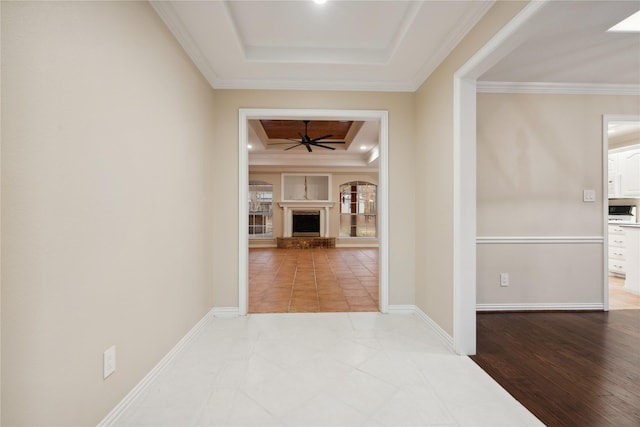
[471,310,640,427]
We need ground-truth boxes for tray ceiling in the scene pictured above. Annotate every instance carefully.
[150,0,493,92]
[151,0,640,91]
[149,1,640,171]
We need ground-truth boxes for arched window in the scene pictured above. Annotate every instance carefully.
[339,181,377,237]
[248,180,273,239]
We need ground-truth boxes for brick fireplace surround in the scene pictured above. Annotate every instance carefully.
[276,237,336,249]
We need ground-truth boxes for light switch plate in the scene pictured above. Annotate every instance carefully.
[583,190,596,202]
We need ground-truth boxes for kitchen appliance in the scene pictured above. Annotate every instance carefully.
[608,205,637,223]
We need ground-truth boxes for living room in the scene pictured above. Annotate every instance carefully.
[246,118,382,313]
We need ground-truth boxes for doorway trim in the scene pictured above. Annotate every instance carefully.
[453,1,549,355]
[238,108,389,315]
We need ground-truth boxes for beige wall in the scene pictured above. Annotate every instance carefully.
[213,90,415,307]
[413,1,527,335]
[1,2,215,425]
[476,93,640,305]
[3,0,636,423]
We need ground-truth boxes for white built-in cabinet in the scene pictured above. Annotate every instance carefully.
[609,224,627,276]
[608,145,640,199]
[619,149,640,198]
[621,225,640,294]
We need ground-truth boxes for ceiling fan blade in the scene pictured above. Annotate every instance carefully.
[305,143,312,152]
[309,143,336,150]
[286,138,302,142]
[285,144,302,151]
[311,134,333,142]
[269,142,299,145]
[312,141,345,144]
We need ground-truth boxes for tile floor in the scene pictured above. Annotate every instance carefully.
[114,312,542,426]
[249,248,379,313]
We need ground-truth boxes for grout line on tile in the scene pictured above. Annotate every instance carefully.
[312,250,320,311]
[287,252,298,312]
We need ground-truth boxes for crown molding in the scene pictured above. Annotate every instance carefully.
[477,81,640,95]
[150,1,220,89]
[211,77,416,92]
[410,1,495,91]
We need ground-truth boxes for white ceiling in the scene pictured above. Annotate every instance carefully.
[150,0,494,92]
[150,0,640,170]
[479,1,640,85]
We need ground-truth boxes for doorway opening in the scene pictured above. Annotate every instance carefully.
[604,115,640,310]
[238,109,389,316]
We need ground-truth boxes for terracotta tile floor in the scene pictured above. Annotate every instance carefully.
[249,247,379,313]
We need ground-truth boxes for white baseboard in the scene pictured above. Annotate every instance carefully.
[335,242,380,248]
[211,307,241,317]
[476,303,605,311]
[97,309,216,426]
[249,244,278,249]
[387,304,416,314]
[388,305,454,351]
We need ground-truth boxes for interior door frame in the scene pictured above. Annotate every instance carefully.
[238,108,389,315]
[454,0,549,355]
[602,114,640,311]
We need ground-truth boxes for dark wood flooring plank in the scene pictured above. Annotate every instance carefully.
[471,310,640,427]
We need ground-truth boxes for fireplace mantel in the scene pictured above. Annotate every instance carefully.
[278,201,335,238]
[278,201,335,209]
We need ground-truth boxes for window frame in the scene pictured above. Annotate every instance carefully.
[248,180,273,240]
[339,181,377,238]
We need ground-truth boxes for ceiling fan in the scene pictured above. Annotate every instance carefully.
[272,120,346,152]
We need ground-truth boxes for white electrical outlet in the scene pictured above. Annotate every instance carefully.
[103,345,116,379]
[583,189,596,202]
[500,273,509,287]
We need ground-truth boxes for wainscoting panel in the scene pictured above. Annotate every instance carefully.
[476,238,604,307]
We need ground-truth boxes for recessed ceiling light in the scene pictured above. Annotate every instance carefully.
[608,10,640,32]
[360,145,367,150]
[313,0,327,5]
[247,144,253,149]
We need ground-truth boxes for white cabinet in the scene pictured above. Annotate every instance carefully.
[608,154,620,198]
[621,225,640,295]
[609,145,640,199]
[609,224,627,276]
[619,149,640,198]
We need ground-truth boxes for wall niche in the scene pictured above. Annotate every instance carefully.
[281,173,331,201]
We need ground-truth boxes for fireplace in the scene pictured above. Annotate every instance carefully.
[292,211,320,237]
[278,201,334,238]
